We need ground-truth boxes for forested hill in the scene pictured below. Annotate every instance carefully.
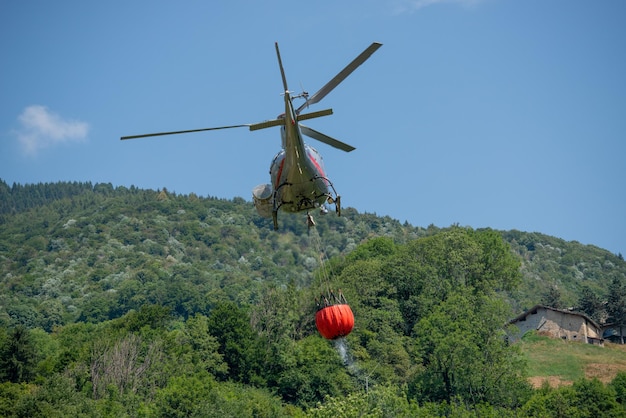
[2,180,626,416]
[1,179,623,324]
[0,179,428,329]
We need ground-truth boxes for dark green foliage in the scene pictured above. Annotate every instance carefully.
[578,285,605,323]
[150,374,294,418]
[10,374,95,417]
[610,372,626,406]
[522,378,622,417]
[276,337,353,408]
[410,293,531,407]
[346,236,397,261]
[0,326,37,383]
[150,371,216,417]
[542,285,564,309]
[173,314,228,377]
[0,382,30,418]
[348,228,522,336]
[206,302,262,384]
[118,304,172,332]
[607,277,626,344]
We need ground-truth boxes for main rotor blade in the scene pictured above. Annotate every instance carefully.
[296,42,382,114]
[275,42,289,92]
[300,124,355,152]
[120,125,249,140]
[248,109,334,131]
[297,108,333,122]
[249,118,284,131]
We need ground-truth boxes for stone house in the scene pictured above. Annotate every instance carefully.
[509,304,604,346]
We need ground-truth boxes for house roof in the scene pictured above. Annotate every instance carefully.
[509,304,602,330]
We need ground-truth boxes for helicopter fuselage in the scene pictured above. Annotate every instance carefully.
[270,131,331,214]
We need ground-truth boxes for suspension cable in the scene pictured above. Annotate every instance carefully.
[310,226,332,298]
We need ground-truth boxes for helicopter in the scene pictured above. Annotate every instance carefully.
[121,41,382,230]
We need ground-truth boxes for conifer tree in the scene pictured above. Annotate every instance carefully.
[607,277,626,344]
[0,326,37,383]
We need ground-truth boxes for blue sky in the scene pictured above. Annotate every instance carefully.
[1,0,625,255]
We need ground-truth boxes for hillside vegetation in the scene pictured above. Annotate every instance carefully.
[520,332,626,387]
[1,180,625,416]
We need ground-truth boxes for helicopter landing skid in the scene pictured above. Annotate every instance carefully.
[334,195,341,216]
[270,180,341,231]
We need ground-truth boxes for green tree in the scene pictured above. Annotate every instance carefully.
[542,285,564,309]
[471,228,522,293]
[345,236,397,262]
[382,228,521,334]
[578,285,605,323]
[0,326,37,383]
[609,372,626,406]
[174,314,227,377]
[120,304,172,332]
[410,293,530,408]
[151,371,216,418]
[607,277,626,344]
[206,302,260,384]
[277,336,353,408]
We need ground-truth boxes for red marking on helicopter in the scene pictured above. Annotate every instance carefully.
[274,158,285,189]
[307,150,329,185]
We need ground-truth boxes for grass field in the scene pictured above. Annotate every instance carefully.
[518,331,626,388]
